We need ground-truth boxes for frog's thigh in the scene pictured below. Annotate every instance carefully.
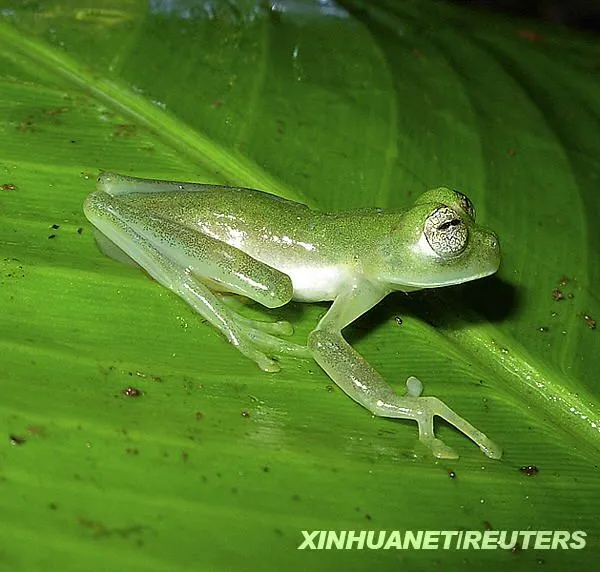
[88,191,293,308]
[160,220,293,309]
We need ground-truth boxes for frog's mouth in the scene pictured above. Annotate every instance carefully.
[391,269,497,290]
[418,266,499,288]
[388,241,501,289]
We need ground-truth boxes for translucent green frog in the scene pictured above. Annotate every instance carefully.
[84,173,502,460]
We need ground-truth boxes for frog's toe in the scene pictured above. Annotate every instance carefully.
[234,315,294,336]
[231,326,309,370]
[480,440,503,460]
[268,320,294,336]
[256,357,281,373]
[421,437,459,460]
[246,328,311,358]
[235,341,281,372]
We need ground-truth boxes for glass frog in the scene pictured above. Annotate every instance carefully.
[84,173,502,460]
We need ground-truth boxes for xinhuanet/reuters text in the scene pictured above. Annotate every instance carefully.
[297,529,587,550]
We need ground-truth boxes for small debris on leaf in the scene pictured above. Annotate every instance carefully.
[519,465,539,476]
[583,314,596,330]
[10,434,27,445]
[123,386,143,397]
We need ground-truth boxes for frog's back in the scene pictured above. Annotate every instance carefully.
[123,184,313,230]
[98,174,400,301]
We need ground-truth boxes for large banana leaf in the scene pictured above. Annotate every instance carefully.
[1,0,599,569]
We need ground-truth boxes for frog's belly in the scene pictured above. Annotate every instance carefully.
[284,265,348,302]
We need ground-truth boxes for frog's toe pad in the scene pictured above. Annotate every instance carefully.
[234,340,281,373]
[406,376,423,397]
[480,440,503,460]
[422,437,459,460]
[254,354,281,373]
[272,320,294,336]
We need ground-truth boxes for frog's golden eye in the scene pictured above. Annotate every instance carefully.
[454,190,476,220]
[424,206,468,257]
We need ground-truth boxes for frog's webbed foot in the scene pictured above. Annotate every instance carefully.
[240,326,311,366]
[226,316,310,373]
[212,319,311,372]
[402,377,502,460]
[156,271,308,372]
[218,294,295,336]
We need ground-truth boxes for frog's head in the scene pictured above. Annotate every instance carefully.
[376,188,500,290]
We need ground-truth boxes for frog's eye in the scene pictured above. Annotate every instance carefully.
[424,206,468,257]
[454,190,476,220]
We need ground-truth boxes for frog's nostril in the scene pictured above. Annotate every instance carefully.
[489,233,500,251]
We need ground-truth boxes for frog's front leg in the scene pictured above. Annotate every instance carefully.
[84,191,310,371]
[307,278,501,459]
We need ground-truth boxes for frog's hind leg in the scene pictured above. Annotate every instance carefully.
[85,191,309,370]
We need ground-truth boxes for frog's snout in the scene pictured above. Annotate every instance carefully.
[489,231,500,254]
[486,231,501,270]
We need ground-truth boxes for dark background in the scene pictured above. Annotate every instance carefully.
[449,0,600,32]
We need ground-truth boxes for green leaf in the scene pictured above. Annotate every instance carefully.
[1,0,599,569]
